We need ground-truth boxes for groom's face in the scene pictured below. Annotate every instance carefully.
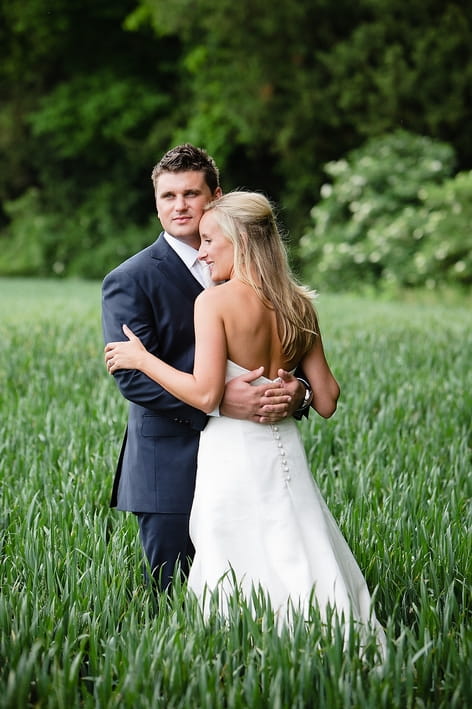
[155,170,221,250]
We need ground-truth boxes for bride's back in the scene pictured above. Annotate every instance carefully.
[220,279,296,380]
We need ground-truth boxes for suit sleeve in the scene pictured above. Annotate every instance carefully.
[102,267,207,428]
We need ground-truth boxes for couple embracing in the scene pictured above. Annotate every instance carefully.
[102,143,385,651]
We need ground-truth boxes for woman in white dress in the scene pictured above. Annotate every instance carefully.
[105,191,385,648]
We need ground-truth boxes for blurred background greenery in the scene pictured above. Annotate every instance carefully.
[1,0,471,293]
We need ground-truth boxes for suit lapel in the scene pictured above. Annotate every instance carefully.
[151,234,203,301]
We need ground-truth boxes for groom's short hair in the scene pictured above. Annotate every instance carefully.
[151,143,220,193]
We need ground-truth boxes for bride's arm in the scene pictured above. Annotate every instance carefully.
[105,291,228,414]
[299,323,340,419]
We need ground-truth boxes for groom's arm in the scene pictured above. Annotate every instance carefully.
[102,268,207,428]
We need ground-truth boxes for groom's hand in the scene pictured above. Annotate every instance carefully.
[258,370,305,423]
[220,368,302,423]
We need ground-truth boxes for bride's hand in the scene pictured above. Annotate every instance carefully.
[104,324,147,373]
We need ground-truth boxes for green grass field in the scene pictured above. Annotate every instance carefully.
[1,277,471,708]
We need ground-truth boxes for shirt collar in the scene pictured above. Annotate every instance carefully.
[163,231,200,268]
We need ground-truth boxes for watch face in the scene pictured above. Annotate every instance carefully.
[303,386,313,407]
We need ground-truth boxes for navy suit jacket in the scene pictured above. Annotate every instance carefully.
[102,234,208,514]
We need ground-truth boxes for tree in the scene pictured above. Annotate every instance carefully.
[129,0,472,238]
[1,0,471,279]
[0,0,181,276]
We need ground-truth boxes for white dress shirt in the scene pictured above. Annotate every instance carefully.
[163,232,212,288]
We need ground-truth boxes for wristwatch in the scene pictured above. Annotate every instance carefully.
[295,377,313,412]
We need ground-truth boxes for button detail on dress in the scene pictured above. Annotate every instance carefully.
[270,423,291,486]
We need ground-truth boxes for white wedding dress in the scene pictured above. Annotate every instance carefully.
[188,361,385,646]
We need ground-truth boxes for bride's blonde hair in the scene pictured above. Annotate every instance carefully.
[204,191,318,362]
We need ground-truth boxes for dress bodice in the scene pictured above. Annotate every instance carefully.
[225,359,295,384]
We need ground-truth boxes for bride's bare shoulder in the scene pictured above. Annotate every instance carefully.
[197,281,263,325]
[195,280,236,310]
[199,279,250,302]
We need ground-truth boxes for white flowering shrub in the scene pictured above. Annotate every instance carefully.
[299,130,471,291]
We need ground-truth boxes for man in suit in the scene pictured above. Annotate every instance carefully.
[102,144,309,590]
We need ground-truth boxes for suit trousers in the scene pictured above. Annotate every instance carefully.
[136,512,195,591]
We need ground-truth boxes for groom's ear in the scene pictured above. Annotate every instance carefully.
[213,187,223,199]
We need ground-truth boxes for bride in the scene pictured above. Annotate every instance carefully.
[105,191,385,648]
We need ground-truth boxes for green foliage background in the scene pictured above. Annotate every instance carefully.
[1,0,471,285]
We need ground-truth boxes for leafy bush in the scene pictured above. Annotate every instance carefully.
[399,171,472,287]
[298,130,472,291]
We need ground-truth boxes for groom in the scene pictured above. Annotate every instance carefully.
[102,144,309,590]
